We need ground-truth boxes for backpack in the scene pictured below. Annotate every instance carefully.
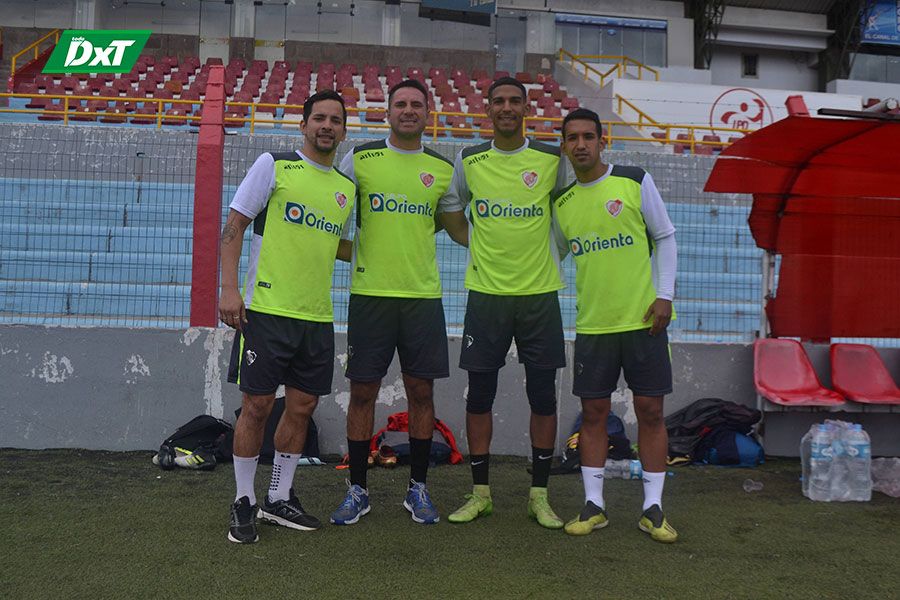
[221,397,320,464]
[694,425,765,467]
[665,398,761,462]
[154,415,234,470]
[370,411,464,465]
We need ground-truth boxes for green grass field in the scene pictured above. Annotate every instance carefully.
[2,449,898,599]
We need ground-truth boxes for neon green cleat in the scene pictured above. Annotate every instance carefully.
[564,501,609,536]
[638,504,678,543]
[448,485,493,523]
[527,487,563,530]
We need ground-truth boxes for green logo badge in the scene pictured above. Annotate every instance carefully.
[43,30,151,73]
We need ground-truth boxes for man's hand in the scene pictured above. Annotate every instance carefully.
[643,298,672,336]
[219,287,247,331]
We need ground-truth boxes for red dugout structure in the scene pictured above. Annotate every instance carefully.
[705,98,900,341]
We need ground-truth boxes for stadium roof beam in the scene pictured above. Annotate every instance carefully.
[686,0,726,70]
[818,0,869,89]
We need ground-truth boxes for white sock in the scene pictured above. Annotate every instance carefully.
[268,451,301,502]
[233,455,259,506]
[581,466,605,509]
[642,471,666,511]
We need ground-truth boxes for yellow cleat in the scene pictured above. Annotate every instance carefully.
[527,487,564,530]
[564,501,609,536]
[448,485,493,523]
[638,504,678,543]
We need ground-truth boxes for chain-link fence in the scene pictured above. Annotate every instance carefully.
[2,123,768,342]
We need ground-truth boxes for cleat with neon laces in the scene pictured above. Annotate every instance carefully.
[527,487,564,530]
[638,504,678,543]
[403,481,439,524]
[564,501,609,536]
[447,485,492,523]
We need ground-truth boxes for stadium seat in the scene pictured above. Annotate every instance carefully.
[551,88,567,101]
[674,133,692,154]
[365,88,385,103]
[365,109,386,123]
[456,83,474,97]
[515,72,533,84]
[112,79,133,94]
[164,80,184,95]
[753,339,845,407]
[115,100,138,112]
[60,76,79,91]
[37,104,65,121]
[70,106,96,122]
[475,78,492,92]
[224,111,246,127]
[528,89,543,102]
[130,107,158,124]
[443,100,461,113]
[536,96,555,110]
[702,134,723,153]
[493,70,509,80]
[543,79,560,93]
[531,123,554,139]
[100,106,128,123]
[830,344,900,405]
[26,97,50,109]
[162,108,189,126]
[561,97,579,110]
[34,74,53,89]
[17,82,37,95]
[694,145,714,156]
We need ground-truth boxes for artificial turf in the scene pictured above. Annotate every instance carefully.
[1,449,897,599]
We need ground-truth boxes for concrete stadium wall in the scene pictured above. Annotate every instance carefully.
[3,327,898,457]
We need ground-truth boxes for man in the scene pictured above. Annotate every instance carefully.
[441,77,567,529]
[220,90,355,544]
[329,79,467,526]
[553,108,678,543]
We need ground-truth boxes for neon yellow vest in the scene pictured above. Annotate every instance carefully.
[461,140,564,295]
[243,152,355,322]
[553,166,661,334]
[350,140,453,298]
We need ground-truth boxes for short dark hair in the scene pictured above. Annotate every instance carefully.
[303,90,347,124]
[487,76,527,101]
[562,108,603,138]
[388,79,429,106]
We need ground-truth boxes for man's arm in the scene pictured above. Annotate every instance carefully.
[440,210,469,247]
[220,209,253,330]
[640,172,677,335]
[438,151,469,247]
[219,153,275,330]
[336,239,352,262]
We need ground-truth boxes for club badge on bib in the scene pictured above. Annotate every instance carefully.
[420,172,435,188]
[606,199,623,217]
[335,192,348,209]
[522,171,538,188]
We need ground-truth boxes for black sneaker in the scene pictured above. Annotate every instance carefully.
[258,489,322,531]
[228,496,259,544]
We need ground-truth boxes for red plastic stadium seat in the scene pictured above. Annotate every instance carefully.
[753,339,845,407]
[536,96,555,110]
[543,79,560,93]
[163,108,190,126]
[475,78,492,92]
[694,145,714,156]
[38,104,65,121]
[365,88,385,103]
[365,109,386,123]
[34,74,53,89]
[60,76,78,91]
[451,67,468,81]
[830,344,900,404]
[115,100,138,112]
[561,97,579,110]
[70,105,96,121]
[528,89,543,102]
[515,72,533,84]
[702,134,723,153]
[26,97,50,109]
[17,82,37,95]
[443,100,461,113]
[472,68,488,81]
[493,70,509,80]
[100,106,128,123]
[224,111,246,127]
[531,123,554,139]
[130,107,158,124]
[456,83,474,97]
[551,88,567,101]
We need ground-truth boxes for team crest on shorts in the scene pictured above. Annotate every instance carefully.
[335,192,348,208]
[420,172,435,188]
[245,350,257,365]
[606,199,623,217]
[522,171,539,188]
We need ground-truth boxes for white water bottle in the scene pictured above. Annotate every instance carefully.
[800,427,813,498]
[808,424,834,502]
[605,459,643,479]
[843,424,872,502]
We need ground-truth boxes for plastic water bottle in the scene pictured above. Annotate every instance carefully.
[605,459,643,479]
[808,424,834,501]
[843,424,872,502]
[800,427,813,498]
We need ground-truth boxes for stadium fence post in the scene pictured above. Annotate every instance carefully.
[190,64,226,327]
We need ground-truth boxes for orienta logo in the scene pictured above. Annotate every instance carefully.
[368,193,433,217]
[44,30,151,73]
[569,232,635,256]
[284,202,343,236]
[473,199,543,218]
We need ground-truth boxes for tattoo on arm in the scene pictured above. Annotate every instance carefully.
[221,216,239,246]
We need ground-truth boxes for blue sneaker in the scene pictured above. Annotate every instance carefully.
[403,481,439,524]
[330,482,370,526]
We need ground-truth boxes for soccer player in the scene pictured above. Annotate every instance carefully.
[329,79,467,526]
[220,90,355,544]
[441,77,567,529]
[553,108,678,543]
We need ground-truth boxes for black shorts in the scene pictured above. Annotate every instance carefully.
[227,310,335,396]
[345,294,449,382]
[459,290,566,372]
[572,328,672,399]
